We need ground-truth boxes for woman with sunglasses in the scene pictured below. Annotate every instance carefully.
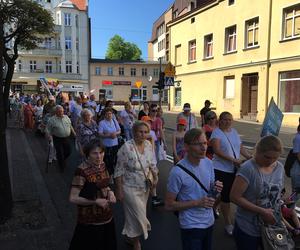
[69,139,117,250]
[202,111,218,160]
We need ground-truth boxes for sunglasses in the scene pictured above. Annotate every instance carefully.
[151,109,158,112]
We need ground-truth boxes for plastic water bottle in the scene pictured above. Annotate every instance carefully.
[208,182,219,199]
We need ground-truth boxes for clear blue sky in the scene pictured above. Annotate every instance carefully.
[89,0,174,60]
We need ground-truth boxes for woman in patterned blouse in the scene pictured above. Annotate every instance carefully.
[114,121,158,250]
[69,139,117,250]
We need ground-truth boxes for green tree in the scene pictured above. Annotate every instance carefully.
[0,0,54,223]
[105,35,142,60]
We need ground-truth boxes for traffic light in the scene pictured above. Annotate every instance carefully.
[153,72,165,90]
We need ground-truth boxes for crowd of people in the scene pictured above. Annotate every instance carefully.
[8,92,300,250]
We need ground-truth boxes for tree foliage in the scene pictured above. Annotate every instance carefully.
[0,0,54,223]
[105,35,142,60]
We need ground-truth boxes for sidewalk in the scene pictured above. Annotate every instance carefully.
[163,111,296,149]
[0,121,68,250]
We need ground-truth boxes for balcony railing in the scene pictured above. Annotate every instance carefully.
[19,47,62,57]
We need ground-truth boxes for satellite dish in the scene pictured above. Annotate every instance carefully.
[147,75,153,82]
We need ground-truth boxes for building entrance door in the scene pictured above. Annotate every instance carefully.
[241,73,258,121]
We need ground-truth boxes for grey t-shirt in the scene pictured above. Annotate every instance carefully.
[235,159,284,237]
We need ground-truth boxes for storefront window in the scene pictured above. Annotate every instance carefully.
[279,71,300,112]
[131,87,147,101]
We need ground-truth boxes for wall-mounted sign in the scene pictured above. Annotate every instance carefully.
[71,85,83,90]
[102,80,112,85]
[132,81,142,88]
[113,81,131,86]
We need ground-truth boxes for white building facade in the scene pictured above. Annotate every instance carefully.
[12,0,89,95]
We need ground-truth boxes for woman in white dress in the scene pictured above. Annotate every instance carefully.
[114,121,158,250]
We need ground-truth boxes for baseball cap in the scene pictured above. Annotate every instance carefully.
[183,103,191,111]
[141,116,152,122]
[205,100,212,105]
[178,118,187,126]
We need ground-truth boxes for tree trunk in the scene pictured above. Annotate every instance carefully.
[0,20,13,223]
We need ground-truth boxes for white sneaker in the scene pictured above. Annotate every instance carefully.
[48,158,53,164]
[224,224,234,236]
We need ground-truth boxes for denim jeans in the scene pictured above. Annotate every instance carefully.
[181,226,213,250]
[233,222,263,250]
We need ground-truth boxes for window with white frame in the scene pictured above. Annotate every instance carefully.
[131,68,136,76]
[119,67,124,76]
[45,61,52,73]
[153,68,159,77]
[188,40,196,62]
[245,17,259,48]
[142,68,147,76]
[66,60,72,73]
[76,38,79,50]
[44,37,52,49]
[18,60,22,71]
[204,34,213,58]
[75,15,79,28]
[107,67,113,76]
[283,4,300,39]
[224,76,235,99]
[30,60,37,72]
[225,25,237,53]
[65,37,72,50]
[64,13,71,26]
[279,70,300,112]
[131,86,147,101]
[102,87,113,100]
[175,44,182,65]
[95,67,101,75]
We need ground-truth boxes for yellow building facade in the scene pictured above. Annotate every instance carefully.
[168,0,300,126]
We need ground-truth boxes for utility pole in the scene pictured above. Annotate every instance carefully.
[158,57,164,108]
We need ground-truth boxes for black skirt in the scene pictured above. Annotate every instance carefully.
[69,219,117,250]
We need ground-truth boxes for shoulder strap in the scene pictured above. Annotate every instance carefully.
[222,130,237,159]
[133,142,148,181]
[176,163,208,193]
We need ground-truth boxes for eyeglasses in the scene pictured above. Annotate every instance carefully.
[189,142,207,147]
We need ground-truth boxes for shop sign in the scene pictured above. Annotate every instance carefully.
[102,80,112,85]
[132,81,142,88]
[113,81,131,86]
[71,85,83,90]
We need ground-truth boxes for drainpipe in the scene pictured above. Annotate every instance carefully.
[265,0,273,114]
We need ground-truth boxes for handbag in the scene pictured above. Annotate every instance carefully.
[132,142,154,190]
[261,222,294,250]
[112,118,125,148]
[254,165,295,250]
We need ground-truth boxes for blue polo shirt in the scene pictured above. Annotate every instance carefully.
[167,157,215,229]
